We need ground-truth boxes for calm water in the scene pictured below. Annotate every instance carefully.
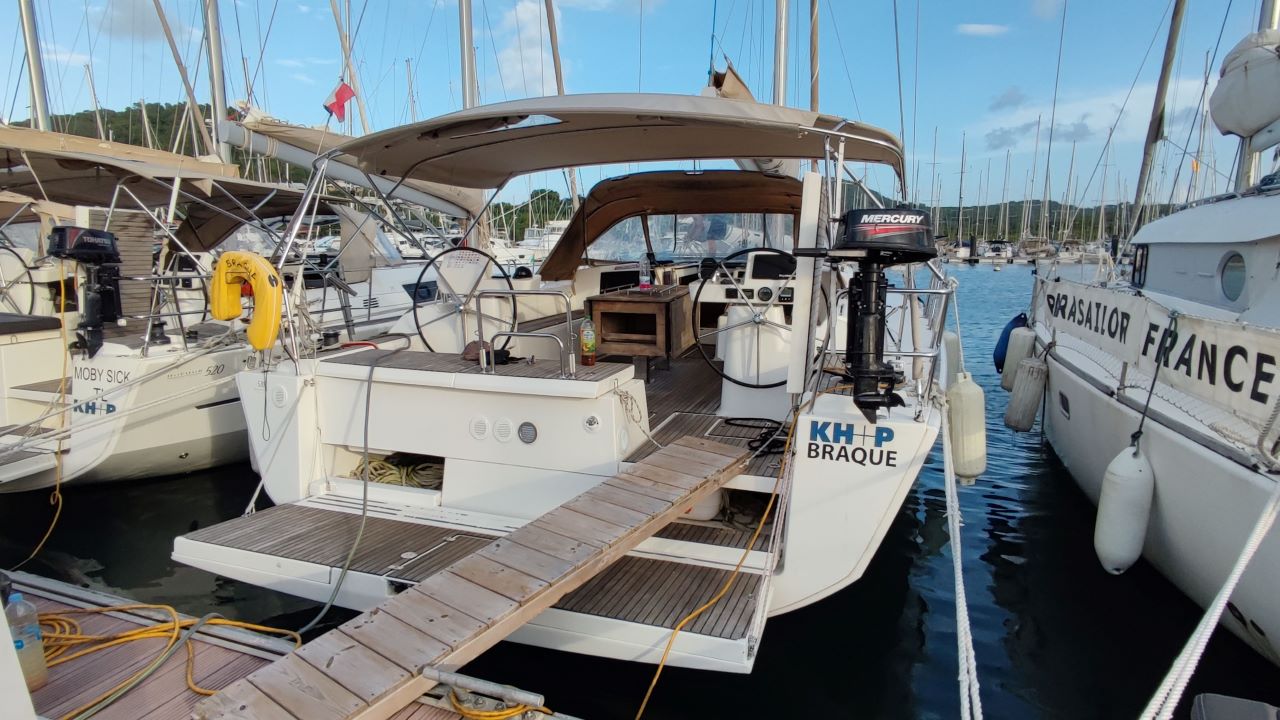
[2,263,1277,718]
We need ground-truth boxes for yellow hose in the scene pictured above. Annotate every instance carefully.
[634,384,854,719]
[38,603,301,719]
[10,262,69,572]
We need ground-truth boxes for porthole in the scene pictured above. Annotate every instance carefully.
[1220,252,1246,301]
[1058,391,1070,419]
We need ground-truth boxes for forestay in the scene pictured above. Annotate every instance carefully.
[1035,278,1280,427]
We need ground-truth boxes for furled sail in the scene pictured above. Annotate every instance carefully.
[705,63,801,178]
[1210,30,1280,152]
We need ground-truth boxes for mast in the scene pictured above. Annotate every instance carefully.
[203,0,232,161]
[138,99,157,149]
[956,133,967,241]
[152,0,218,156]
[981,157,991,240]
[543,0,580,212]
[1060,141,1076,241]
[929,127,938,234]
[1129,0,1188,236]
[809,0,819,111]
[406,59,417,122]
[18,0,50,131]
[773,0,788,105]
[1233,0,1280,191]
[84,64,106,140]
[330,0,372,133]
[1026,115,1041,238]
[998,149,1010,239]
[459,0,479,109]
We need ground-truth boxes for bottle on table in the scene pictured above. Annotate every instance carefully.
[638,256,652,289]
[579,317,597,366]
[6,593,48,690]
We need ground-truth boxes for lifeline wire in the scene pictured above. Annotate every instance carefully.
[296,337,411,635]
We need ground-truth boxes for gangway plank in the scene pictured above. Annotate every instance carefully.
[195,436,749,720]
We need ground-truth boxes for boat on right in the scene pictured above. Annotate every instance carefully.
[1015,5,1280,668]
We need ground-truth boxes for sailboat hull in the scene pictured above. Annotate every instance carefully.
[1043,350,1280,666]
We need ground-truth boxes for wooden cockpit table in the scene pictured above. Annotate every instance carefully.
[586,286,694,376]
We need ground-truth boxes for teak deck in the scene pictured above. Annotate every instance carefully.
[196,436,748,720]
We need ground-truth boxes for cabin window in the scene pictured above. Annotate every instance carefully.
[1131,245,1149,288]
[1220,252,1246,301]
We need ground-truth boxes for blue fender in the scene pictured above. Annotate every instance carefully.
[993,313,1028,373]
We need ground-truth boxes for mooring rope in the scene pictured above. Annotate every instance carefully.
[940,392,984,719]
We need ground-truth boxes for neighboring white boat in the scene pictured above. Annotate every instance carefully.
[1022,20,1280,667]
[174,93,969,673]
[0,134,460,493]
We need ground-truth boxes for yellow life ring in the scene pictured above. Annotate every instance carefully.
[210,250,283,351]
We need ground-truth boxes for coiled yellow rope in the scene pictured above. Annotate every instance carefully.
[38,603,300,720]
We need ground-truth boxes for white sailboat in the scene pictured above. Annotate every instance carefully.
[1014,4,1280,667]
[172,92,976,672]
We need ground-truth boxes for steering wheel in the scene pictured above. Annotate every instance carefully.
[693,247,796,389]
[411,246,517,352]
[0,247,37,315]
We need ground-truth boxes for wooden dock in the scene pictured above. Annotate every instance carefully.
[11,572,296,720]
[196,436,748,720]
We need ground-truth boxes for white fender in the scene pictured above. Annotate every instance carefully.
[1001,327,1036,392]
[946,371,987,481]
[1004,357,1047,432]
[1094,444,1155,575]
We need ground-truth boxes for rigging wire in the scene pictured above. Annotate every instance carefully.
[1163,0,1235,207]
[1060,0,1175,240]
[1040,0,1068,239]
[891,0,907,158]
[638,0,645,91]
[911,0,920,204]
[480,0,510,101]
[245,0,280,109]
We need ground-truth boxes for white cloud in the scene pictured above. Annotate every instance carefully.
[290,73,317,86]
[96,0,166,40]
[957,23,1010,37]
[278,57,335,69]
[1033,0,1064,20]
[558,0,659,11]
[43,46,90,66]
[492,0,560,97]
[972,76,1211,154]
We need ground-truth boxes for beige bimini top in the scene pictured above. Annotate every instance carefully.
[337,93,905,191]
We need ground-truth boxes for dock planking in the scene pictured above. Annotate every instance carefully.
[196,436,748,720]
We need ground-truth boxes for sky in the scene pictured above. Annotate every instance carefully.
[0,0,1269,212]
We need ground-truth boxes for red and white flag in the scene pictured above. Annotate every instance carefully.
[323,81,356,123]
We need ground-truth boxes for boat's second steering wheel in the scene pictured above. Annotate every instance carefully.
[411,246,517,352]
[693,247,796,389]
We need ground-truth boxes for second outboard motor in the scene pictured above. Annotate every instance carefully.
[830,209,937,421]
[48,226,122,358]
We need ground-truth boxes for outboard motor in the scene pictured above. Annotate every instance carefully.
[829,209,937,421]
[48,226,122,358]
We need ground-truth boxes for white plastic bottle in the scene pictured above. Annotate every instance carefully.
[6,593,48,690]
[638,256,653,289]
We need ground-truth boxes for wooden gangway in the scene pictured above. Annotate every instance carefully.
[196,436,749,720]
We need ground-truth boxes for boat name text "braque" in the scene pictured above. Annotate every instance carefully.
[1045,292,1131,344]
[861,213,924,224]
[73,367,131,384]
[1142,324,1277,406]
[807,421,898,467]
